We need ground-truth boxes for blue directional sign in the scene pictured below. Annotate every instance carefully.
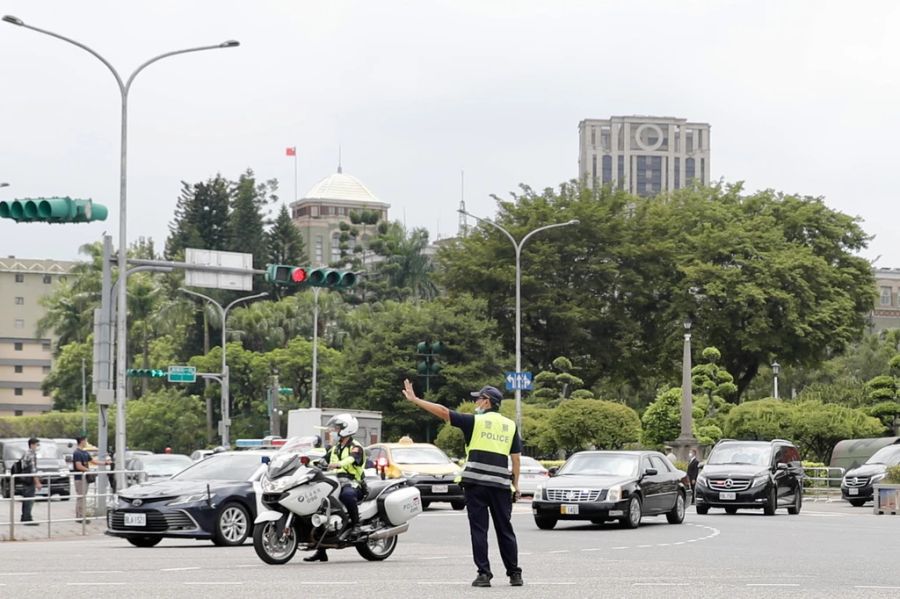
[505,371,533,391]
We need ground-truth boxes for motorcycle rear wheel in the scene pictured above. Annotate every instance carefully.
[356,534,398,561]
[253,521,299,565]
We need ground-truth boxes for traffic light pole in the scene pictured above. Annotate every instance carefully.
[311,287,320,409]
[458,210,579,441]
[179,288,268,446]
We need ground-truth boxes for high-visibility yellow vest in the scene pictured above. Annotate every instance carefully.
[460,411,515,490]
[327,439,365,481]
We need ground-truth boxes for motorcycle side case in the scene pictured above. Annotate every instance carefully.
[378,486,423,526]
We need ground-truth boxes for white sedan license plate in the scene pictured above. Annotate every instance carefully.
[719,492,736,501]
[560,504,579,515]
[848,488,859,496]
[124,513,146,527]
[432,484,449,493]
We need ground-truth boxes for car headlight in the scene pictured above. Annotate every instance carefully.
[752,475,769,488]
[696,475,708,487]
[607,485,623,502]
[534,484,543,500]
[168,493,213,506]
[400,470,421,478]
[871,473,886,484]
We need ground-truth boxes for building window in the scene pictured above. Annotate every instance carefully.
[42,341,51,352]
[314,236,324,264]
[15,273,24,283]
[590,127,595,146]
[14,342,23,351]
[331,232,342,262]
[43,274,52,284]
[686,158,696,183]
[617,156,625,190]
[14,365,23,373]
[14,410,23,417]
[880,286,892,306]
[311,206,319,217]
[42,389,49,397]
[14,319,24,329]
[600,127,610,150]
[15,296,24,305]
[43,365,51,374]
[591,155,597,182]
[601,155,612,184]
[674,157,680,188]
[14,388,23,396]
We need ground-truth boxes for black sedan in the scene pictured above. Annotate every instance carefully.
[106,450,271,548]
[531,450,687,529]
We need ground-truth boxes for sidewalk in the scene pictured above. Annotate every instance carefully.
[0,490,108,541]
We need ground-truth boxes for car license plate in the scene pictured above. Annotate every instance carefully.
[560,504,579,515]
[124,513,146,527]
[719,492,736,501]
[432,484,449,493]
[849,488,859,496]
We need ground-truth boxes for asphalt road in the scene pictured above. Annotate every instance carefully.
[1,499,898,598]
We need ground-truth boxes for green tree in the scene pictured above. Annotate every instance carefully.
[126,389,206,454]
[228,169,276,277]
[530,356,592,405]
[165,175,231,259]
[41,340,92,411]
[640,387,683,449]
[548,399,641,454]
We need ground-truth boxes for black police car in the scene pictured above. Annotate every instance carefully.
[695,439,803,515]
[106,450,271,547]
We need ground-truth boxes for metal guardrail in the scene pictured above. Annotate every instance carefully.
[802,466,845,501]
[0,469,140,541]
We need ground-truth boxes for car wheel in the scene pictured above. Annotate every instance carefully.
[763,485,777,516]
[534,516,557,530]
[787,489,802,515]
[450,499,465,511]
[620,495,642,529]
[724,506,738,515]
[848,498,867,507]
[666,491,686,524]
[695,503,709,515]
[212,502,250,546]
[126,536,161,548]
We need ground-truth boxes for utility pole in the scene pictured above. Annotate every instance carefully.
[270,372,280,437]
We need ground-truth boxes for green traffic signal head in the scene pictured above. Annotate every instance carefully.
[336,271,357,288]
[416,341,428,354]
[431,341,444,354]
[0,197,107,223]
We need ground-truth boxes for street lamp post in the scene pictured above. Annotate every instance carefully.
[458,209,579,438]
[179,289,267,446]
[772,361,781,400]
[4,12,238,481]
[674,317,698,460]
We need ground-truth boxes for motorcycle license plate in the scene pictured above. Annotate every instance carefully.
[432,484,449,493]
[561,504,579,515]
[849,488,859,496]
[719,492,736,501]
[124,513,146,527]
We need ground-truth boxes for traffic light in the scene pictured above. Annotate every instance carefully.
[126,369,167,378]
[265,264,356,289]
[416,340,443,391]
[0,197,108,223]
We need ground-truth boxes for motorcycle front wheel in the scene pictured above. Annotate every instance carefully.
[253,520,299,565]
[356,534,398,561]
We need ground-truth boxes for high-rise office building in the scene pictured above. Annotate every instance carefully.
[578,116,711,197]
[0,256,77,416]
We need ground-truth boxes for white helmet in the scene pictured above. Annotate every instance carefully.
[326,413,359,438]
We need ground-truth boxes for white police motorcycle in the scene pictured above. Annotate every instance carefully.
[252,451,422,565]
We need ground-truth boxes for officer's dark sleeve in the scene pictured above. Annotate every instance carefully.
[510,432,522,454]
[449,411,475,446]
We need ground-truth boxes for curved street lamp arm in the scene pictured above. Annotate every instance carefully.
[224,292,269,316]
[125,42,239,94]
[520,219,580,248]
[178,287,221,314]
[458,209,518,250]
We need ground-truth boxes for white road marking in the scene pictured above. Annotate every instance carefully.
[747,583,800,587]
[162,566,200,572]
[0,573,38,577]
[184,582,242,586]
[581,547,603,552]
[854,586,900,590]
[67,582,126,586]
[549,550,569,554]
[82,570,123,574]
[633,582,690,586]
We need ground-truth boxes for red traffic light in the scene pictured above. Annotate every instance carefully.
[291,267,308,283]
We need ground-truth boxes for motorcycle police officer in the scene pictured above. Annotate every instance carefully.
[402,379,524,588]
[304,413,366,563]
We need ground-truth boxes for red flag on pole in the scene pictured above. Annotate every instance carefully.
[285,147,296,157]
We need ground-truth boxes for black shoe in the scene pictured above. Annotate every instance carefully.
[23,522,39,526]
[472,573,492,587]
[510,572,524,586]
[303,551,328,562]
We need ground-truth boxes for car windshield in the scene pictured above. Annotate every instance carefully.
[140,455,193,476]
[557,453,639,477]
[3,440,59,460]
[707,443,771,466]
[391,447,451,465]
[866,445,900,466]
[171,453,266,481]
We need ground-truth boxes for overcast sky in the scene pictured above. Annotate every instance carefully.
[2,1,899,268]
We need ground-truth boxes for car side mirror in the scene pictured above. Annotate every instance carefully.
[643,468,658,477]
[776,462,788,471]
[698,461,705,470]
[261,456,270,465]
[548,467,558,476]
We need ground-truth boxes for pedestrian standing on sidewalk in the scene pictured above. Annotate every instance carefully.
[72,436,93,523]
[20,437,42,526]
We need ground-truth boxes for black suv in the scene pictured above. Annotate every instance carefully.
[841,444,900,506]
[695,439,803,516]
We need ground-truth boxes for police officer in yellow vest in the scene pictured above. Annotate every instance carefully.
[304,413,366,563]
[402,379,523,588]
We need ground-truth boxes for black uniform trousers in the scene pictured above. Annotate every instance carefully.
[464,483,521,578]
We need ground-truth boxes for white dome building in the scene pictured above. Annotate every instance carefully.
[290,167,390,266]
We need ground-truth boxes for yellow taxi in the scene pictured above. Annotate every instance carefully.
[366,437,465,510]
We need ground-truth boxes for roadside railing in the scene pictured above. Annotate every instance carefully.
[0,469,140,541]
[802,466,845,501]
